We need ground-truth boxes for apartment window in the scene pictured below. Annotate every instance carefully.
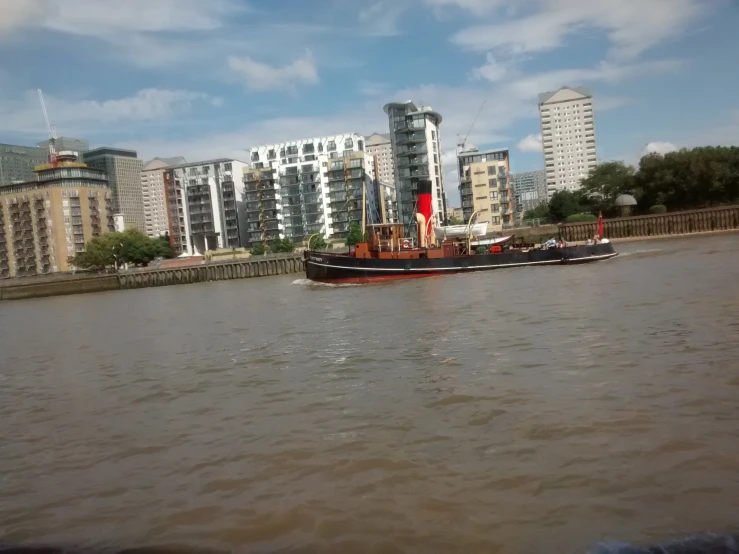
[431,130,436,140]
[318,143,324,153]
[488,178,497,187]
[490,191,498,200]
[434,154,438,164]
[492,216,500,224]
[327,141,336,151]
[251,152,259,162]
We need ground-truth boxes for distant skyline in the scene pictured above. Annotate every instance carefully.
[1,0,737,206]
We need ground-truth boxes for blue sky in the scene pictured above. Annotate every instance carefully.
[1,0,737,205]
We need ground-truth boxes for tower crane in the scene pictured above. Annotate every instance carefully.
[37,89,57,165]
[457,100,486,153]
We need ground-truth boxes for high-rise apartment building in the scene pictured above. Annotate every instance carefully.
[163,159,249,255]
[0,154,115,277]
[141,157,186,238]
[458,148,514,232]
[538,86,597,197]
[510,170,548,215]
[246,133,383,245]
[0,143,49,187]
[383,101,446,226]
[364,133,395,186]
[83,147,145,231]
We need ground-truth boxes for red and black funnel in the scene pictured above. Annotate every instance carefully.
[416,179,434,247]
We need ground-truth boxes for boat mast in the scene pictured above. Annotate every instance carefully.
[362,174,367,237]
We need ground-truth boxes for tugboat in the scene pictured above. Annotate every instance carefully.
[304,180,616,283]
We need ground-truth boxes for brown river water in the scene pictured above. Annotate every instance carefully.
[1,233,739,554]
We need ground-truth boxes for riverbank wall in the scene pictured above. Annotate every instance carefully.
[0,254,306,302]
[559,205,739,242]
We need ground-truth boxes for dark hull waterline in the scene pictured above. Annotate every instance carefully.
[305,243,618,283]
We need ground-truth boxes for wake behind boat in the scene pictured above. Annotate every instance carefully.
[304,179,616,283]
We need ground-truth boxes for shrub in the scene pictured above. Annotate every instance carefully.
[649,204,667,214]
[565,213,598,223]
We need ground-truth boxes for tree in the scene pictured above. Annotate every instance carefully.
[523,203,550,221]
[346,222,364,246]
[250,242,268,256]
[271,237,296,253]
[72,229,172,270]
[309,233,327,251]
[72,234,116,270]
[548,190,581,222]
[579,161,636,215]
[155,233,175,259]
[448,215,464,225]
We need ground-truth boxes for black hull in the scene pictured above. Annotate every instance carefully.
[304,244,617,283]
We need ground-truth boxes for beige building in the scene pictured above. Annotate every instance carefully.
[538,86,597,197]
[364,133,395,186]
[141,157,185,238]
[447,206,464,222]
[0,156,115,277]
[83,147,144,231]
[458,148,513,232]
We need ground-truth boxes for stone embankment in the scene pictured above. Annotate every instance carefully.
[0,254,305,302]
[560,205,739,242]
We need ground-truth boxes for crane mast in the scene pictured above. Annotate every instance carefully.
[457,100,486,153]
[37,89,57,165]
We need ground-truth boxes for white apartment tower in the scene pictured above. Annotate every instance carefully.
[245,133,383,245]
[384,101,446,226]
[141,156,186,237]
[538,86,597,197]
[163,159,249,255]
[364,133,396,186]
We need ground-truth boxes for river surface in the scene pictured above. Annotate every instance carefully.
[1,234,739,554]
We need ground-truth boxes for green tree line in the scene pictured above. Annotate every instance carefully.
[72,229,175,270]
[524,146,739,222]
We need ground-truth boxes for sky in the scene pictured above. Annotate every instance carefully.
[0,0,738,206]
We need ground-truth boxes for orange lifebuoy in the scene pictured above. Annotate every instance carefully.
[402,239,411,249]
[490,245,502,254]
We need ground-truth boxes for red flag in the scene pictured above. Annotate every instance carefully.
[597,212,604,239]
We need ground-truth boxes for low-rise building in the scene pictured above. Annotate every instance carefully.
[0,153,114,277]
[458,148,514,232]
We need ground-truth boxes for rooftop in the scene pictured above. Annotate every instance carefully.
[167,158,246,170]
[538,86,592,105]
[84,147,139,159]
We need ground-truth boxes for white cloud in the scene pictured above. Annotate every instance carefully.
[0,88,219,135]
[0,0,46,35]
[358,0,410,36]
[228,52,319,92]
[357,81,391,97]
[424,0,507,16]
[471,53,509,83]
[448,0,707,60]
[642,141,678,156]
[0,0,241,37]
[518,134,543,152]
[505,59,682,98]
